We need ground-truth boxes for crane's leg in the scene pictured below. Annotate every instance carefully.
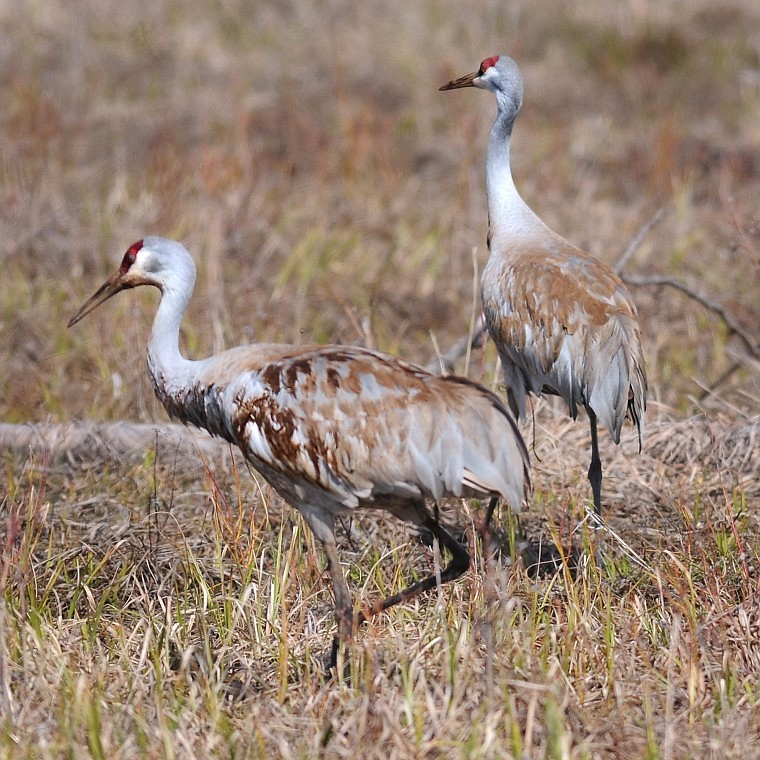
[320,535,354,672]
[317,505,470,670]
[301,510,355,671]
[484,496,499,531]
[587,409,603,516]
[482,497,499,561]
[482,498,523,558]
[356,505,470,627]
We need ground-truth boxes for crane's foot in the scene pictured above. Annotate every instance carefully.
[590,527,606,570]
[581,500,606,569]
[322,621,356,680]
[322,635,344,676]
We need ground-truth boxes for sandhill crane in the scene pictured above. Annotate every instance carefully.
[441,56,646,520]
[68,237,530,667]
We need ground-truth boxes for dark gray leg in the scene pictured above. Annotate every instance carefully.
[321,536,354,671]
[483,496,499,531]
[318,504,471,671]
[356,505,470,627]
[587,409,603,516]
[301,510,354,671]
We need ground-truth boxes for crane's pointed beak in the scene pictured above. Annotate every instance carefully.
[67,271,132,327]
[439,70,479,91]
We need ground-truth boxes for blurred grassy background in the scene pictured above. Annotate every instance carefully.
[1,0,758,423]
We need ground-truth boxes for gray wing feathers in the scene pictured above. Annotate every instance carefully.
[406,381,528,512]
[583,317,647,445]
[230,354,529,513]
[493,306,647,447]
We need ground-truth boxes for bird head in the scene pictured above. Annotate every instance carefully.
[67,237,194,327]
[440,55,523,117]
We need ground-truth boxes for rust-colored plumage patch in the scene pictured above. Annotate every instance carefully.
[218,345,528,507]
[482,234,647,441]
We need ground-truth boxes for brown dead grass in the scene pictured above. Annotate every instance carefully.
[1,404,759,757]
[1,0,760,756]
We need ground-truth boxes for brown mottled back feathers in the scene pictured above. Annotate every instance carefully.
[482,235,647,445]
[161,344,530,517]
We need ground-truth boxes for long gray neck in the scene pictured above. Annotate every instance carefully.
[147,278,238,438]
[147,280,200,395]
[485,105,545,243]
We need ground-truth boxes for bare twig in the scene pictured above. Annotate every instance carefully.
[696,360,744,401]
[622,274,759,361]
[464,246,482,377]
[613,207,666,275]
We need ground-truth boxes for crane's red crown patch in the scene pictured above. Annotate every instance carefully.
[120,240,144,273]
[479,56,499,75]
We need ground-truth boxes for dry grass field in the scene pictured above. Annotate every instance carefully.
[1,0,760,757]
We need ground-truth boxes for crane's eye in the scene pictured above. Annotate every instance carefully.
[479,56,499,75]
[120,240,144,273]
